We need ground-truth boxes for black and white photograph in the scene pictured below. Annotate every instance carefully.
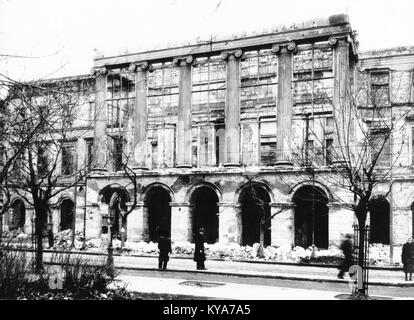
[0,0,414,311]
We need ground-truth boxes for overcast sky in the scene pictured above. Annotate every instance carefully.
[1,0,413,81]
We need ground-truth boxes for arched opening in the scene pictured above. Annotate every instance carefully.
[190,186,219,244]
[368,196,390,244]
[145,187,171,242]
[239,184,271,247]
[293,185,329,249]
[8,199,26,231]
[60,199,74,231]
[99,186,129,240]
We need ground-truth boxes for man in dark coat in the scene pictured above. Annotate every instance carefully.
[338,234,353,279]
[402,238,414,281]
[158,230,172,271]
[194,227,207,270]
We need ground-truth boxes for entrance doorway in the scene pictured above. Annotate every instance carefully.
[190,186,219,244]
[293,185,329,248]
[145,187,172,241]
[239,184,271,247]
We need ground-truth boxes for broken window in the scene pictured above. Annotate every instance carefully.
[325,138,334,165]
[106,70,135,129]
[147,63,179,124]
[61,142,76,176]
[215,124,225,166]
[241,50,278,120]
[192,127,198,167]
[293,43,333,111]
[85,138,94,170]
[260,121,277,166]
[192,56,226,124]
[370,128,390,167]
[370,71,389,106]
[112,137,124,172]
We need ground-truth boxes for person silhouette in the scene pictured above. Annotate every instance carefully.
[194,227,207,270]
[157,229,172,271]
[337,234,353,279]
[402,237,414,281]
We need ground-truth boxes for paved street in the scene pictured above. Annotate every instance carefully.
[38,250,414,299]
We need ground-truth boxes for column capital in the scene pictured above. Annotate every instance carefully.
[172,55,194,66]
[220,49,243,61]
[128,61,150,72]
[271,41,296,54]
[93,67,107,76]
[328,36,350,47]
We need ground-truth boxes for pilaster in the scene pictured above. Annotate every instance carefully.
[273,42,296,166]
[174,55,193,168]
[221,49,243,167]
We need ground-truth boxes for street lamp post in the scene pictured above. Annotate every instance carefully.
[81,175,88,250]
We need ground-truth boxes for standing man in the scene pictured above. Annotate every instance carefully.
[402,238,414,281]
[158,230,172,271]
[194,227,207,270]
[337,234,353,279]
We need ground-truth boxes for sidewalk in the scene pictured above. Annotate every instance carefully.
[46,252,414,287]
[109,275,413,300]
[110,275,343,300]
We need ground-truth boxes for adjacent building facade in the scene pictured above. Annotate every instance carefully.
[3,14,414,254]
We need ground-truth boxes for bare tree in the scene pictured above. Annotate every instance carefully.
[291,72,411,294]
[2,76,95,271]
[243,176,285,258]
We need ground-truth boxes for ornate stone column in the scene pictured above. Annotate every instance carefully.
[92,67,108,171]
[130,62,150,170]
[221,49,243,167]
[272,42,295,166]
[174,55,193,168]
[330,36,351,163]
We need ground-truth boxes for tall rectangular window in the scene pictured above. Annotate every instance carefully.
[85,138,94,169]
[61,143,76,176]
[113,137,123,172]
[293,43,333,112]
[370,71,389,106]
[192,56,226,124]
[370,129,390,167]
[325,138,333,165]
[106,71,135,129]
[260,121,277,166]
[147,62,179,125]
[241,49,278,120]
[37,143,49,176]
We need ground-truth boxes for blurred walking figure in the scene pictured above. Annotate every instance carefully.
[402,238,414,281]
[194,227,207,270]
[337,233,353,279]
[158,229,171,271]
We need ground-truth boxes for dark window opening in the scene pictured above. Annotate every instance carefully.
[293,186,329,249]
[368,197,390,245]
[239,184,271,247]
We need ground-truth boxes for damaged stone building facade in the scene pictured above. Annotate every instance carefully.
[3,14,414,254]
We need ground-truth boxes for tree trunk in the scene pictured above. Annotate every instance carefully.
[35,214,44,273]
[355,201,368,295]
